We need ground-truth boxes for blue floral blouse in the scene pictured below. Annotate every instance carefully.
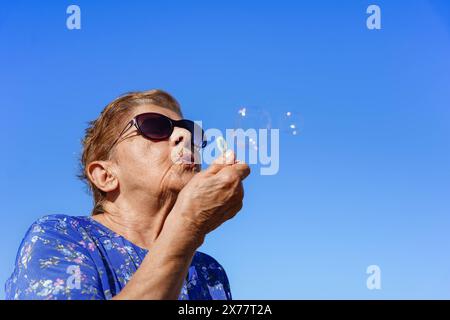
[4,214,232,300]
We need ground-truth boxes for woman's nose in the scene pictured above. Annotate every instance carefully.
[170,127,192,147]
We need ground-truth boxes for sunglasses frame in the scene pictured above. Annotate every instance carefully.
[109,112,207,152]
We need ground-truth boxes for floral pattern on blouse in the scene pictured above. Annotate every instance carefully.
[5,214,232,300]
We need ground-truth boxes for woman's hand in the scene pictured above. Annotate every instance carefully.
[113,150,249,300]
[166,150,251,246]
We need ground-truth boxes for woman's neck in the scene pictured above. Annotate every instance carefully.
[93,192,178,250]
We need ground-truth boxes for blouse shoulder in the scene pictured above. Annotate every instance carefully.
[194,251,232,300]
[195,251,225,268]
[5,214,104,300]
[16,214,84,247]
[32,214,83,229]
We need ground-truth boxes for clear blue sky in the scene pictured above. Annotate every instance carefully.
[1,0,450,299]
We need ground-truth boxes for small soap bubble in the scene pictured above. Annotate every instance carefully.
[276,110,304,137]
[238,107,247,117]
[235,106,272,131]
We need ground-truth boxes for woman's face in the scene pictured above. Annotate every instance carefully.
[109,104,201,200]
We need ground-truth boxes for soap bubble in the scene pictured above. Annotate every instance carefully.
[233,106,272,154]
[235,106,272,131]
[276,110,304,137]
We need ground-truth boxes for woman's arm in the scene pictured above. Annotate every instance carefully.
[112,215,204,300]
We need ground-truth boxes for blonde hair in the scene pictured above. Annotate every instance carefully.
[78,89,182,215]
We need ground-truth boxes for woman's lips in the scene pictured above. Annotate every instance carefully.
[177,148,195,164]
[181,152,194,164]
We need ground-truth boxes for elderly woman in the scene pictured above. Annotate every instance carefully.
[5,89,250,300]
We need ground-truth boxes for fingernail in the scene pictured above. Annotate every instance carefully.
[225,149,234,160]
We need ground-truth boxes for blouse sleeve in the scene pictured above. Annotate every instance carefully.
[196,252,233,300]
[207,258,233,300]
[5,215,105,300]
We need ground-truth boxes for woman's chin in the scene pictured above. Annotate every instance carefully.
[172,166,197,184]
[174,161,200,173]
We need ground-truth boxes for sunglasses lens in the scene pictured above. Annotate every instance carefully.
[137,113,173,140]
[136,113,207,148]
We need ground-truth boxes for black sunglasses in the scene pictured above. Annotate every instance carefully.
[110,112,207,151]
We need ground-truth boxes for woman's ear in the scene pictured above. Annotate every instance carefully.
[86,160,119,193]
